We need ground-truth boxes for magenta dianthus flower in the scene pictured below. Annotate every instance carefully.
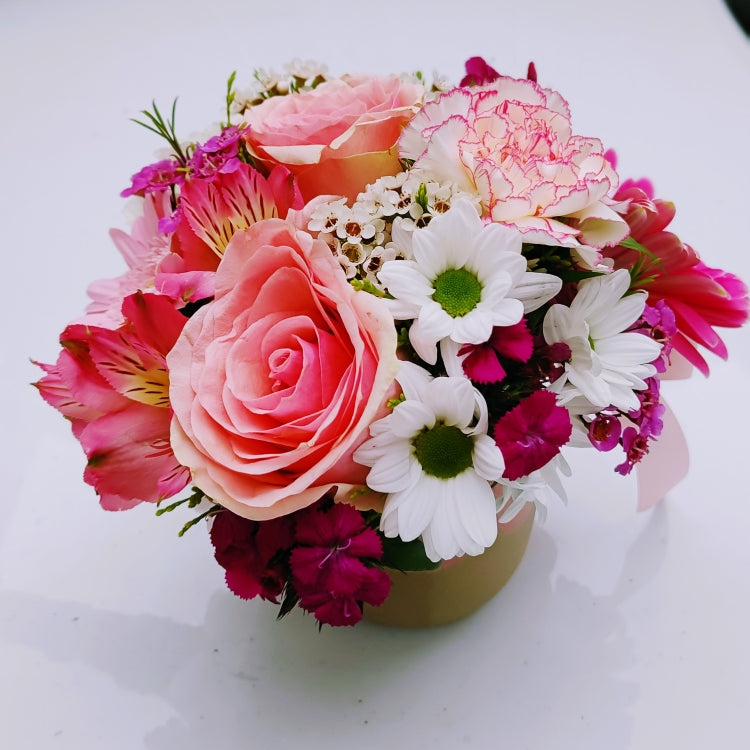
[494,390,572,480]
[460,320,534,384]
[290,502,390,627]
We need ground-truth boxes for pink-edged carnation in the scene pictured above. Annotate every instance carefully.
[493,390,572,480]
[399,77,628,251]
[460,320,534,384]
[290,500,390,627]
[34,292,190,509]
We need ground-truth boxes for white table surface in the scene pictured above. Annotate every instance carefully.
[2,1,749,747]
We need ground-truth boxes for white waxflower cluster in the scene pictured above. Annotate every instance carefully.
[231,59,330,112]
[308,173,479,288]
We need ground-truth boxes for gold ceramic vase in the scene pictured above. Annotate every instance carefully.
[364,504,535,628]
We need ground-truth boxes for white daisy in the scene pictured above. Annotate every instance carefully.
[377,199,562,365]
[353,362,506,562]
[542,268,662,412]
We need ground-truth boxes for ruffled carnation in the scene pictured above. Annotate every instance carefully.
[399,77,628,252]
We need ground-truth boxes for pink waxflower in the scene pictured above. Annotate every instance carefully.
[616,427,650,476]
[290,500,390,627]
[604,184,749,374]
[399,78,628,252]
[587,413,622,452]
[35,292,190,509]
[493,390,572,480]
[188,125,244,178]
[121,158,185,197]
[460,320,534,384]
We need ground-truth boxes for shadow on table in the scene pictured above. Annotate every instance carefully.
[1,504,669,749]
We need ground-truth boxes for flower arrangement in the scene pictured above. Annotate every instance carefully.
[35,56,748,627]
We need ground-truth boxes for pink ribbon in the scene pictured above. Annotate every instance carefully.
[635,353,693,511]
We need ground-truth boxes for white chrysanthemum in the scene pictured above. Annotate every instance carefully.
[377,199,562,364]
[353,363,506,562]
[543,269,662,412]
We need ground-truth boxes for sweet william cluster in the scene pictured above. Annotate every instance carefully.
[35,56,748,627]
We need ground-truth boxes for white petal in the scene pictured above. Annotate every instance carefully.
[439,338,466,377]
[453,471,499,550]
[472,435,506,481]
[395,361,433,401]
[543,304,573,343]
[589,291,646,340]
[515,271,564,313]
[422,376,476,427]
[378,260,433,303]
[394,474,440,541]
[451,308,494,344]
[365,450,419,493]
[596,332,662,366]
[565,365,613,409]
[409,304,453,363]
[389,400,435,437]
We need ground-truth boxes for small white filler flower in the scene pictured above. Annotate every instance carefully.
[353,362,506,562]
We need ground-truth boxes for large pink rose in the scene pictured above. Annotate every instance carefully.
[399,77,628,252]
[242,75,424,202]
[167,218,399,520]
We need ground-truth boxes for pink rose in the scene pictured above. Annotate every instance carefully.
[399,77,628,252]
[242,75,424,202]
[167,218,399,520]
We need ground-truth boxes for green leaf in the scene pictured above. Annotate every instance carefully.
[225,70,237,127]
[131,98,187,165]
[414,182,429,213]
[277,584,300,619]
[380,535,441,572]
[350,278,385,297]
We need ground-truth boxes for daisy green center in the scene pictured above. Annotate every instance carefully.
[432,267,482,318]
[413,422,474,479]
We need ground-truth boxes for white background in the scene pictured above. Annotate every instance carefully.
[2,1,749,747]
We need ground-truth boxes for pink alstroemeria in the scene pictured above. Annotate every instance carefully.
[176,163,304,260]
[494,390,572,480]
[460,320,534,384]
[605,181,749,375]
[290,501,390,627]
[35,292,190,510]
